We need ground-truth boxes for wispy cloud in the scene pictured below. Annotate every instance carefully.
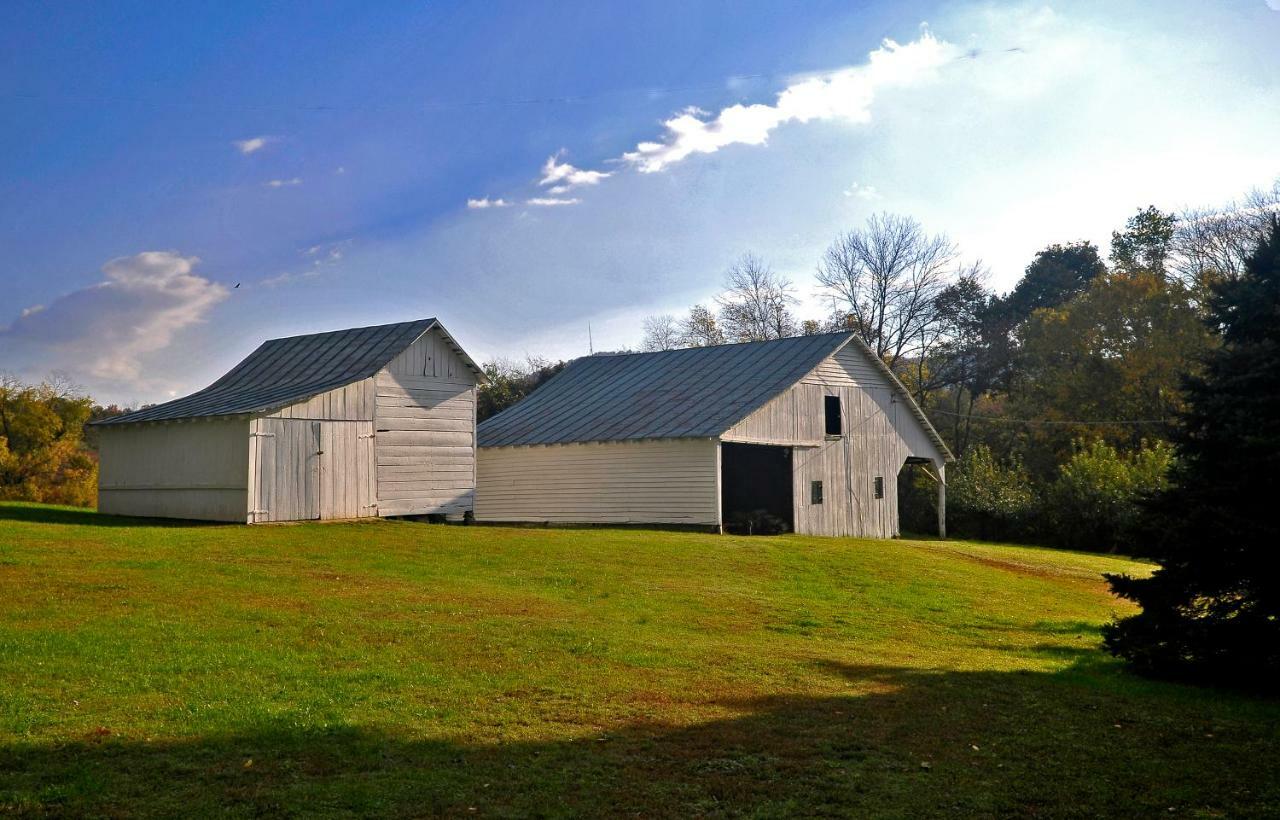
[843,181,881,200]
[302,239,350,263]
[620,32,958,173]
[233,135,275,155]
[264,177,303,188]
[263,240,351,287]
[260,269,321,288]
[539,152,611,189]
[0,252,227,384]
[471,32,957,211]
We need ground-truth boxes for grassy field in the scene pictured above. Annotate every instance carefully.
[0,502,1277,817]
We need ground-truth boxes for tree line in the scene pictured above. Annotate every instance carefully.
[634,181,1280,554]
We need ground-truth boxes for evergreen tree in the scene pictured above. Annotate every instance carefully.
[1103,217,1280,688]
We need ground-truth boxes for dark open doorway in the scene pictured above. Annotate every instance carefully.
[721,443,794,534]
[897,458,941,536]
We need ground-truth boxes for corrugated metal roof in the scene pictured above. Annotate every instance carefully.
[478,332,847,447]
[477,331,953,461]
[96,318,462,425]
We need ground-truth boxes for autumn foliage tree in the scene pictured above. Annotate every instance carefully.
[0,375,97,506]
[1007,270,1212,475]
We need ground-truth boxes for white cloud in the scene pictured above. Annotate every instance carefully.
[0,252,228,384]
[620,32,959,173]
[265,177,303,188]
[467,197,510,209]
[233,136,274,155]
[526,197,582,207]
[539,152,612,189]
[843,181,881,200]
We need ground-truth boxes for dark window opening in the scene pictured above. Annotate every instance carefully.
[824,395,842,436]
[811,480,824,504]
[873,476,885,499]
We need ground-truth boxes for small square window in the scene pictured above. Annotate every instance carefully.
[811,480,824,505]
[873,476,884,499]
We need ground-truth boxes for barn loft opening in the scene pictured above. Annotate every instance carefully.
[720,443,793,534]
[824,395,842,436]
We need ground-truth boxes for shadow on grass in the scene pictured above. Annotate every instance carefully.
[0,505,228,529]
[3,659,1277,818]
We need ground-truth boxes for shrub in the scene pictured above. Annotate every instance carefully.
[1044,439,1173,553]
[946,445,1037,541]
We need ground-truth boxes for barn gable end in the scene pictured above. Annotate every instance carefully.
[373,326,479,518]
[724,342,947,464]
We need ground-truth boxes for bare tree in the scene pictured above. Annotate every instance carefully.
[640,314,682,351]
[815,213,957,369]
[679,304,725,347]
[715,254,798,342]
[1174,178,1280,284]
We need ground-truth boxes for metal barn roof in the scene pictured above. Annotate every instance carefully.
[478,332,850,447]
[478,331,953,460]
[97,318,478,425]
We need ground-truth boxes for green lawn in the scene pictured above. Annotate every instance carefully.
[0,503,1276,817]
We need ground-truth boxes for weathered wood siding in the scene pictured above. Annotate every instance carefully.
[476,439,719,526]
[724,343,946,538]
[97,418,250,522]
[247,418,376,522]
[263,379,375,421]
[789,389,905,538]
[374,327,478,518]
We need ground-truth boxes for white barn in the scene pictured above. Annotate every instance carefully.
[475,332,953,538]
[94,318,483,523]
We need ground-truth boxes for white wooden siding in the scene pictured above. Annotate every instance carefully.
[97,418,250,522]
[374,327,478,518]
[723,342,945,538]
[264,379,375,421]
[475,439,719,526]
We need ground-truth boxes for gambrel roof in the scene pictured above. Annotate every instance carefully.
[477,331,952,460]
[96,318,482,425]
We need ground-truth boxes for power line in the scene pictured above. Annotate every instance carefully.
[929,409,1171,426]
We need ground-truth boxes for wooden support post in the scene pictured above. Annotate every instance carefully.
[936,462,947,539]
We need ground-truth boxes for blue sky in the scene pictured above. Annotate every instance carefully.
[3,0,1279,405]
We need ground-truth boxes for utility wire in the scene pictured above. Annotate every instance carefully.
[928,409,1171,426]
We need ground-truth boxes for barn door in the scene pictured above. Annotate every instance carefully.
[251,418,321,522]
[314,421,378,520]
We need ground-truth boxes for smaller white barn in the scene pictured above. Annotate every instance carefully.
[476,332,952,538]
[94,318,483,523]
